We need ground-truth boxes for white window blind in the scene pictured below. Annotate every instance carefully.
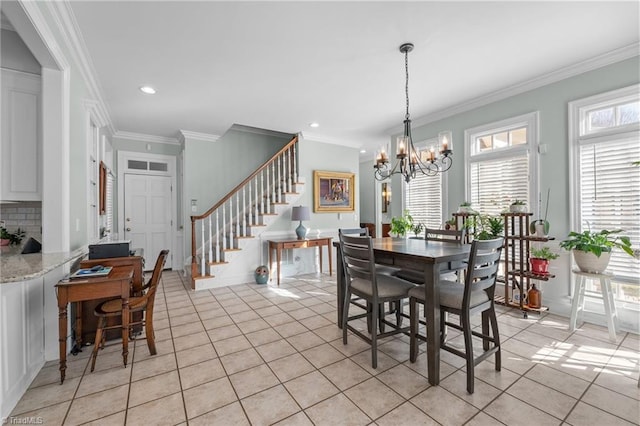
[470,154,529,216]
[578,138,640,284]
[406,172,443,229]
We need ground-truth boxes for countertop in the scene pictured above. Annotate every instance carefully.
[0,245,87,284]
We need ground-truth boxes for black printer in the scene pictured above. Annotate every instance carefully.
[88,240,131,259]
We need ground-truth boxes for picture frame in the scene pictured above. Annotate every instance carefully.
[99,161,107,215]
[313,170,355,213]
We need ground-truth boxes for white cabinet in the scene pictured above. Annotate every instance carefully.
[1,69,41,201]
[0,277,45,417]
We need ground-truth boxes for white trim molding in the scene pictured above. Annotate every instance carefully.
[115,131,180,145]
[178,130,220,143]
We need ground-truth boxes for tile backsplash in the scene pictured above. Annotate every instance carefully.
[0,201,42,242]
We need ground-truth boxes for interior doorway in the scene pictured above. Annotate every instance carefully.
[118,152,176,270]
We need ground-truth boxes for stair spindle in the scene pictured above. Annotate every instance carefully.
[265,167,271,213]
[292,143,298,183]
[285,148,291,193]
[215,210,220,263]
[200,221,205,276]
[229,197,234,249]
[222,201,227,251]
[235,192,240,239]
[271,161,276,205]
[207,215,212,264]
[277,155,282,203]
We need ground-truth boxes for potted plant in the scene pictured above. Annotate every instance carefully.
[0,226,25,246]
[444,217,457,230]
[457,201,474,213]
[390,210,414,238]
[475,215,504,240]
[509,199,527,213]
[410,221,424,238]
[529,246,559,274]
[559,228,634,273]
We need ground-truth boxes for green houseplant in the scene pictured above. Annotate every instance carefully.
[0,226,25,246]
[529,246,559,274]
[560,228,633,273]
[457,201,474,213]
[390,210,414,237]
[475,215,504,240]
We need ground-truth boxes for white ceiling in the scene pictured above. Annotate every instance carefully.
[66,1,639,151]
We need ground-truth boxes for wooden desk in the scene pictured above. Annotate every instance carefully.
[268,237,333,286]
[78,255,144,344]
[55,265,133,383]
[334,237,469,386]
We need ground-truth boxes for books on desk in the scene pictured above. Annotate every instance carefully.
[70,266,112,279]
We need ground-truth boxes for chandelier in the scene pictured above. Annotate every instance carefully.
[374,43,453,183]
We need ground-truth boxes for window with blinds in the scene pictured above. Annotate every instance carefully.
[572,85,640,303]
[466,113,537,216]
[105,171,114,235]
[406,172,443,229]
[470,154,529,216]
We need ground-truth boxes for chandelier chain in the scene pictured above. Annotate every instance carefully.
[405,48,410,120]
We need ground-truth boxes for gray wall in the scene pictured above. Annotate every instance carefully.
[266,136,360,235]
[0,28,41,74]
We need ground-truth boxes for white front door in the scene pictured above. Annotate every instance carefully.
[124,173,172,270]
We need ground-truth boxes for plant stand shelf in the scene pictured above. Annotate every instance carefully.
[498,212,556,318]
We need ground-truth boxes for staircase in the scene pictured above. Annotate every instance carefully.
[189,136,303,290]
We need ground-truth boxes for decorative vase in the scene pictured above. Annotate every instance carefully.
[254,265,269,284]
[527,283,541,308]
[572,250,611,274]
[530,258,549,274]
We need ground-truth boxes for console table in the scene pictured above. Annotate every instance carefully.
[267,237,333,285]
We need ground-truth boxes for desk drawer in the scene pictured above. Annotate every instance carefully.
[307,240,324,247]
[283,241,307,249]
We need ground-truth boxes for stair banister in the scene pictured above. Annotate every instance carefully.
[190,135,298,279]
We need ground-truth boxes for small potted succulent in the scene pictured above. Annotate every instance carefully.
[529,246,559,275]
[509,199,527,213]
[559,228,633,273]
[444,217,457,230]
[0,226,25,246]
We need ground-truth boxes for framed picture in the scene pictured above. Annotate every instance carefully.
[313,170,355,212]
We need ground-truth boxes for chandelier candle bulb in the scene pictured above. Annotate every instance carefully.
[439,130,453,153]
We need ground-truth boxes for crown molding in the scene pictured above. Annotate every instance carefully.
[390,43,640,135]
[299,131,362,149]
[178,130,221,143]
[46,1,115,136]
[114,131,179,146]
[229,124,292,139]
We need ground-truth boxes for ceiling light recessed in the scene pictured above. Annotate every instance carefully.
[360,149,366,154]
[139,85,156,95]
[309,122,319,128]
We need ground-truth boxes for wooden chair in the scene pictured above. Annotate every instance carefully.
[90,249,169,372]
[339,234,415,368]
[409,238,503,393]
[395,227,467,284]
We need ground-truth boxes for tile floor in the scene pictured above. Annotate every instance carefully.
[8,271,640,425]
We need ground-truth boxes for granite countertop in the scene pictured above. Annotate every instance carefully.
[0,245,87,284]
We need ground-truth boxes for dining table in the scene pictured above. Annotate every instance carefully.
[334,237,470,386]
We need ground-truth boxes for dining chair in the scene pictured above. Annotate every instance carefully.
[339,233,415,368]
[338,228,403,332]
[90,249,169,372]
[409,238,503,393]
[395,227,467,284]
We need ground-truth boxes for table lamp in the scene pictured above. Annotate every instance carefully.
[291,206,310,240]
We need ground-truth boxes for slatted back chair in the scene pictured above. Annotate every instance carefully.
[339,234,414,368]
[90,249,169,372]
[395,227,467,284]
[409,238,503,393]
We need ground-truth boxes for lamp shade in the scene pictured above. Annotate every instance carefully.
[291,206,310,221]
